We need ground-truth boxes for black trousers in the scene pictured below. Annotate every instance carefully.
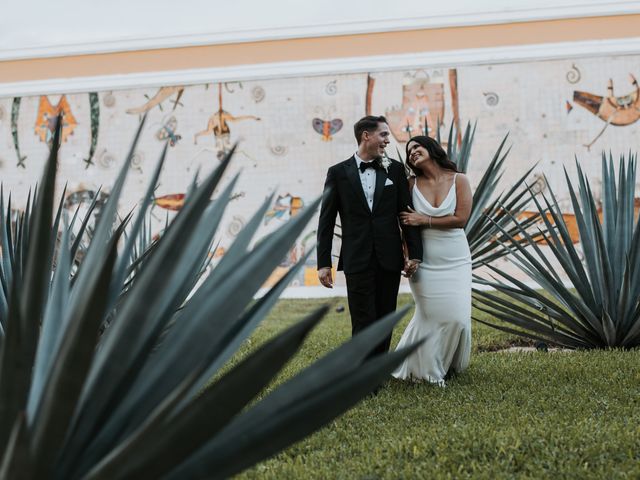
[344,256,401,357]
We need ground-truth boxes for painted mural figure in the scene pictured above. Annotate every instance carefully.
[385,76,445,143]
[316,115,423,376]
[35,96,77,148]
[573,74,640,150]
[126,86,185,114]
[264,194,304,224]
[194,84,260,159]
[392,135,473,387]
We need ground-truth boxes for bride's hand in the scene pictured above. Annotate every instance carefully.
[400,207,427,227]
[402,259,419,277]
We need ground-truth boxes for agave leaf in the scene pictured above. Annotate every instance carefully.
[67,195,319,476]
[621,307,640,346]
[204,192,275,285]
[29,222,122,478]
[183,247,316,401]
[109,142,168,309]
[59,153,238,472]
[534,185,591,294]
[168,341,421,480]
[455,122,476,173]
[29,117,147,476]
[476,154,640,349]
[478,260,601,343]
[48,185,66,269]
[446,122,456,164]
[0,124,422,479]
[0,413,31,480]
[473,289,578,337]
[0,116,62,453]
[474,314,585,349]
[74,114,148,284]
[472,292,589,348]
[207,306,411,431]
[3,192,17,281]
[122,233,159,281]
[564,167,605,307]
[84,306,329,480]
[589,192,615,314]
[79,196,321,466]
[0,187,11,287]
[624,220,640,327]
[0,193,10,329]
[16,189,32,278]
[465,135,509,229]
[69,186,102,267]
[26,218,72,421]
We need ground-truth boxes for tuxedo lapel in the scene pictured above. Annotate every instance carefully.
[371,167,386,213]
[344,157,370,212]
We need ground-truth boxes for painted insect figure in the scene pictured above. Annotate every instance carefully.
[155,116,182,146]
[312,118,343,141]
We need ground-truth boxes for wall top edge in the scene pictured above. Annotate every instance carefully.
[1,2,640,62]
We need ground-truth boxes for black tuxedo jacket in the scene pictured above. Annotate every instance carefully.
[317,156,423,274]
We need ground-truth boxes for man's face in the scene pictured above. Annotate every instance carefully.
[363,122,390,159]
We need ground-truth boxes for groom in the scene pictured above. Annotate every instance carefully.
[317,115,423,356]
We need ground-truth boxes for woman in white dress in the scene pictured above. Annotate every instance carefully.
[392,135,473,386]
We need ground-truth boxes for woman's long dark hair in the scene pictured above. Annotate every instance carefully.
[405,135,459,176]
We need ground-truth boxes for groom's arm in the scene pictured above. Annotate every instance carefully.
[396,166,423,262]
[317,167,338,271]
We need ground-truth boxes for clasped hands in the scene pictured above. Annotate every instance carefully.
[403,259,420,278]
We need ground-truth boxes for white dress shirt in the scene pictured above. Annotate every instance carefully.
[354,153,376,211]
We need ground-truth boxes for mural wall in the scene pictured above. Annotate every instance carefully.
[0,53,639,286]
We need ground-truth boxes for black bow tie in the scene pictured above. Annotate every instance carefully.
[359,161,379,173]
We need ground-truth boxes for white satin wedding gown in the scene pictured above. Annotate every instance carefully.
[392,174,472,386]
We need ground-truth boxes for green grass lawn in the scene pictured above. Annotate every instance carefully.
[234,294,640,479]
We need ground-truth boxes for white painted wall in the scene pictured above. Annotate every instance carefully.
[2,0,640,60]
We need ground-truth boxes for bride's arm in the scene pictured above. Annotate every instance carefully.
[400,174,473,229]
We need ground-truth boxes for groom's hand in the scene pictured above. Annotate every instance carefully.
[318,267,333,288]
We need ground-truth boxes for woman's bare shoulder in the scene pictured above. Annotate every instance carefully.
[455,172,470,183]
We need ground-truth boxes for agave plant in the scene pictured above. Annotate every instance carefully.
[0,116,420,479]
[396,121,547,269]
[474,153,640,349]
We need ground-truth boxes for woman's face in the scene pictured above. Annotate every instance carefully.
[407,141,430,168]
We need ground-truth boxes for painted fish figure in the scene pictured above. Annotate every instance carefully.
[154,193,186,211]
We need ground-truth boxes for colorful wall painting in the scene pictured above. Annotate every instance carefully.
[1,53,640,287]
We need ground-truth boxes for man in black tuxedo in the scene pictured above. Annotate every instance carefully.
[317,115,423,356]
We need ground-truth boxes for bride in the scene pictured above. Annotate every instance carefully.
[392,135,473,386]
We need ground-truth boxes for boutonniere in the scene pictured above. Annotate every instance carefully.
[380,156,391,174]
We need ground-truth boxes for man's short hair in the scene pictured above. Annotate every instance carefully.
[354,115,388,144]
